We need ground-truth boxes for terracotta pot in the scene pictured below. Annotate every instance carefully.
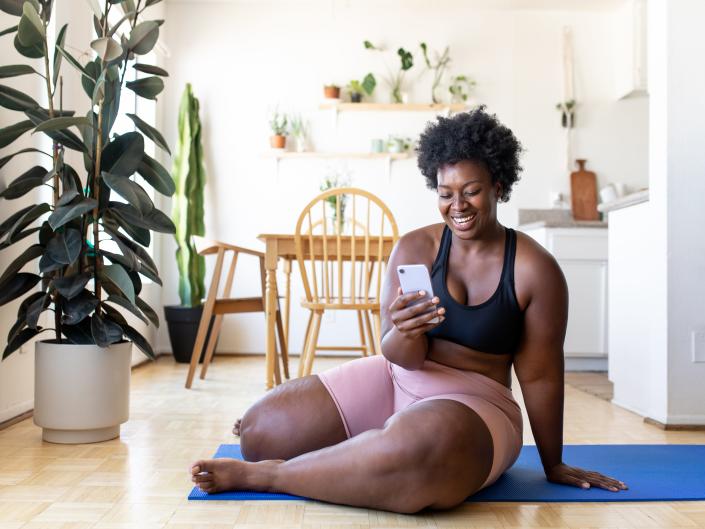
[323,85,340,99]
[270,135,286,149]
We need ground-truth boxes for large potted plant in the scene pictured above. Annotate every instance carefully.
[0,0,174,443]
[163,83,208,364]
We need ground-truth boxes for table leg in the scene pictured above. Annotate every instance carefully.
[264,241,279,390]
[283,258,292,350]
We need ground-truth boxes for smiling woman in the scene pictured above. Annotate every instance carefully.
[190,107,628,512]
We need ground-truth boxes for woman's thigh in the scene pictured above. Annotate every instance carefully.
[240,375,347,461]
[381,398,495,510]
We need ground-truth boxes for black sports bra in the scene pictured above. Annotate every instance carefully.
[425,225,524,355]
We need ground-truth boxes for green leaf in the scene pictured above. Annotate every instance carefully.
[0,64,35,78]
[0,120,33,149]
[0,147,48,171]
[81,58,100,99]
[17,1,44,48]
[362,73,376,95]
[25,109,87,152]
[13,32,42,58]
[3,327,48,359]
[2,202,50,241]
[126,113,170,154]
[90,36,123,62]
[136,296,159,327]
[61,318,94,344]
[136,152,174,196]
[51,273,90,300]
[102,303,127,327]
[0,165,48,199]
[103,210,150,247]
[0,272,40,307]
[0,1,23,16]
[100,264,135,305]
[91,313,124,347]
[0,84,39,111]
[102,172,154,214]
[109,202,175,233]
[38,251,62,273]
[33,116,92,134]
[56,45,90,79]
[145,0,162,6]
[62,290,99,325]
[25,292,49,328]
[128,20,159,55]
[102,224,159,273]
[132,63,167,77]
[0,25,18,37]
[57,188,79,207]
[126,76,163,100]
[0,244,43,285]
[52,23,67,88]
[47,198,97,230]
[46,228,82,265]
[107,10,137,37]
[122,323,155,358]
[0,204,33,238]
[105,294,147,325]
[101,131,144,176]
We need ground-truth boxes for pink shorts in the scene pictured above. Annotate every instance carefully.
[317,355,523,489]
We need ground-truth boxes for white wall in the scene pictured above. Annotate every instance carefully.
[157,0,649,355]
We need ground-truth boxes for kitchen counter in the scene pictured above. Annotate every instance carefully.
[517,208,607,230]
[598,189,649,213]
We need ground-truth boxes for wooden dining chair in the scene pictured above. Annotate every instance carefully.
[184,236,288,389]
[294,187,399,377]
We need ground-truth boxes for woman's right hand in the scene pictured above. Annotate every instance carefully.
[389,287,445,340]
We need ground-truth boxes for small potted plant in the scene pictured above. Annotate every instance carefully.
[347,73,376,103]
[320,168,351,234]
[386,135,412,154]
[449,74,477,104]
[289,114,308,153]
[323,84,341,99]
[556,99,576,128]
[269,108,288,149]
[364,41,414,104]
[420,42,451,104]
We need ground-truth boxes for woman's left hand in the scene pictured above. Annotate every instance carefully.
[546,462,628,492]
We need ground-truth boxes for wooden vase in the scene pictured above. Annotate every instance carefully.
[570,159,599,221]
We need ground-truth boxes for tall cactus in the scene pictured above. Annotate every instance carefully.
[172,84,206,307]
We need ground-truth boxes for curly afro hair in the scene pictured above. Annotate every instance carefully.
[416,106,523,202]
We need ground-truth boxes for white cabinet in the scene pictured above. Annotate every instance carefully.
[611,0,648,99]
[521,227,608,363]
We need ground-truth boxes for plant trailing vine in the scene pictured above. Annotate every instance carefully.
[0,0,175,359]
[419,42,450,104]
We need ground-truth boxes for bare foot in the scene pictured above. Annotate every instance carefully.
[190,458,280,494]
[232,418,242,437]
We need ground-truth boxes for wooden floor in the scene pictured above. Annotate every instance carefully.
[0,354,704,528]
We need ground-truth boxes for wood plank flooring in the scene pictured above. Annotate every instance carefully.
[0,354,704,528]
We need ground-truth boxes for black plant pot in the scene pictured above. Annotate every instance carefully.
[350,92,362,103]
[164,305,217,363]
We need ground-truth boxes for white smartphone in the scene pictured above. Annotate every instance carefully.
[396,264,440,324]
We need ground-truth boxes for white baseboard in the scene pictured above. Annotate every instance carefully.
[0,399,34,425]
[565,356,608,371]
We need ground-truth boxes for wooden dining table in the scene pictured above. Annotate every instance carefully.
[256,233,396,389]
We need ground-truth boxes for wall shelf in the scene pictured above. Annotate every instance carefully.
[263,151,412,160]
[264,151,414,180]
[319,102,468,112]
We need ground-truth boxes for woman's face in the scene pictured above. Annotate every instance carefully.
[436,160,501,240]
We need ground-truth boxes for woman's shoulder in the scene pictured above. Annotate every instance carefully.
[391,223,446,267]
[513,229,565,288]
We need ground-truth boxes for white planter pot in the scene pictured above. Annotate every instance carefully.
[34,340,131,444]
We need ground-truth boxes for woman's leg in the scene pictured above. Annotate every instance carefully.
[192,399,493,513]
[235,375,348,461]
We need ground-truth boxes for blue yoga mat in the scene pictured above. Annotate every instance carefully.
[188,444,705,502]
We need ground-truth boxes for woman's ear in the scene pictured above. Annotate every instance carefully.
[495,182,503,200]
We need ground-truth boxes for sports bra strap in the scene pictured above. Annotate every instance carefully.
[431,225,451,275]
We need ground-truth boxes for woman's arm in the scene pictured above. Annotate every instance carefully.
[380,231,443,370]
[514,243,627,492]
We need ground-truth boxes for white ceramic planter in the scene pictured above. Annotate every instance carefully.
[34,340,131,444]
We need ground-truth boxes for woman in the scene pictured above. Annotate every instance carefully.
[190,107,627,513]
